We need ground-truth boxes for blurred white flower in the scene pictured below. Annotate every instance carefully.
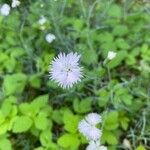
[49,52,82,89]
[78,113,102,141]
[123,139,131,149]
[86,141,100,150]
[0,4,10,16]
[87,126,102,141]
[38,16,47,25]
[11,0,20,8]
[107,51,117,60]
[78,120,91,136]
[40,4,44,8]
[86,113,101,125]
[86,141,107,150]
[45,33,56,43]
[99,146,107,150]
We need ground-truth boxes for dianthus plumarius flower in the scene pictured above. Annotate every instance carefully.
[86,141,107,150]
[78,113,102,141]
[49,52,82,89]
[78,113,107,149]
[107,51,117,60]
[0,4,10,16]
[85,113,102,125]
[45,33,56,43]
[11,0,20,8]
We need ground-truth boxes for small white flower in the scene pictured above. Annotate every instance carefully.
[45,33,56,43]
[78,113,102,141]
[40,4,44,8]
[38,16,47,25]
[79,113,107,150]
[78,120,101,141]
[87,126,102,141]
[0,4,10,16]
[123,139,131,149]
[49,52,82,89]
[107,51,117,60]
[11,0,20,8]
[78,120,91,136]
[86,141,100,150]
[86,113,101,125]
[99,146,107,150]
[86,141,107,150]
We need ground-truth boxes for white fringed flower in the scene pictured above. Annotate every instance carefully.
[78,120,91,136]
[11,0,20,8]
[38,16,47,25]
[99,146,108,150]
[78,113,102,141]
[0,4,10,16]
[86,141,107,150]
[49,52,82,89]
[107,51,117,60]
[79,113,107,150]
[86,141,100,150]
[86,113,101,125]
[87,126,102,141]
[45,33,56,43]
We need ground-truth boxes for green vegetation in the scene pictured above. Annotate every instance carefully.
[0,0,150,150]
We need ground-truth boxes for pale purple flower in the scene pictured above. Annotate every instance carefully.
[78,120,91,137]
[87,126,102,141]
[49,52,82,89]
[78,113,102,141]
[86,113,101,125]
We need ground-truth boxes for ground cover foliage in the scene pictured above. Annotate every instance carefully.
[0,0,150,150]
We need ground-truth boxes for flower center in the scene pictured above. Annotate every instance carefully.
[63,65,72,72]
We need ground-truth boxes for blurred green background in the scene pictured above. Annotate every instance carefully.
[0,0,150,150]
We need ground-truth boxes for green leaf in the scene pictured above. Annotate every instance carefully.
[40,130,52,147]
[120,117,129,130]
[77,44,97,65]
[136,145,146,150]
[0,138,12,150]
[72,19,84,31]
[19,103,33,116]
[0,111,5,124]
[73,98,92,113]
[34,147,45,150]
[52,110,63,124]
[113,25,128,36]
[97,89,109,107]
[34,113,49,130]
[102,131,118,145]
[63,111,80,133]
[58,133,80,149]
[115,38,130,49]
[12,116,33,133]
[104,111,119,130]
[107,4,122,18]
[98,32,114,43]
[31,94,49,113]
[3,73,27,96]
[107,50,127,69]
[0,122,9,135]
[1,96,16,117]
[19,94,49,116]
[29,74,41,88]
